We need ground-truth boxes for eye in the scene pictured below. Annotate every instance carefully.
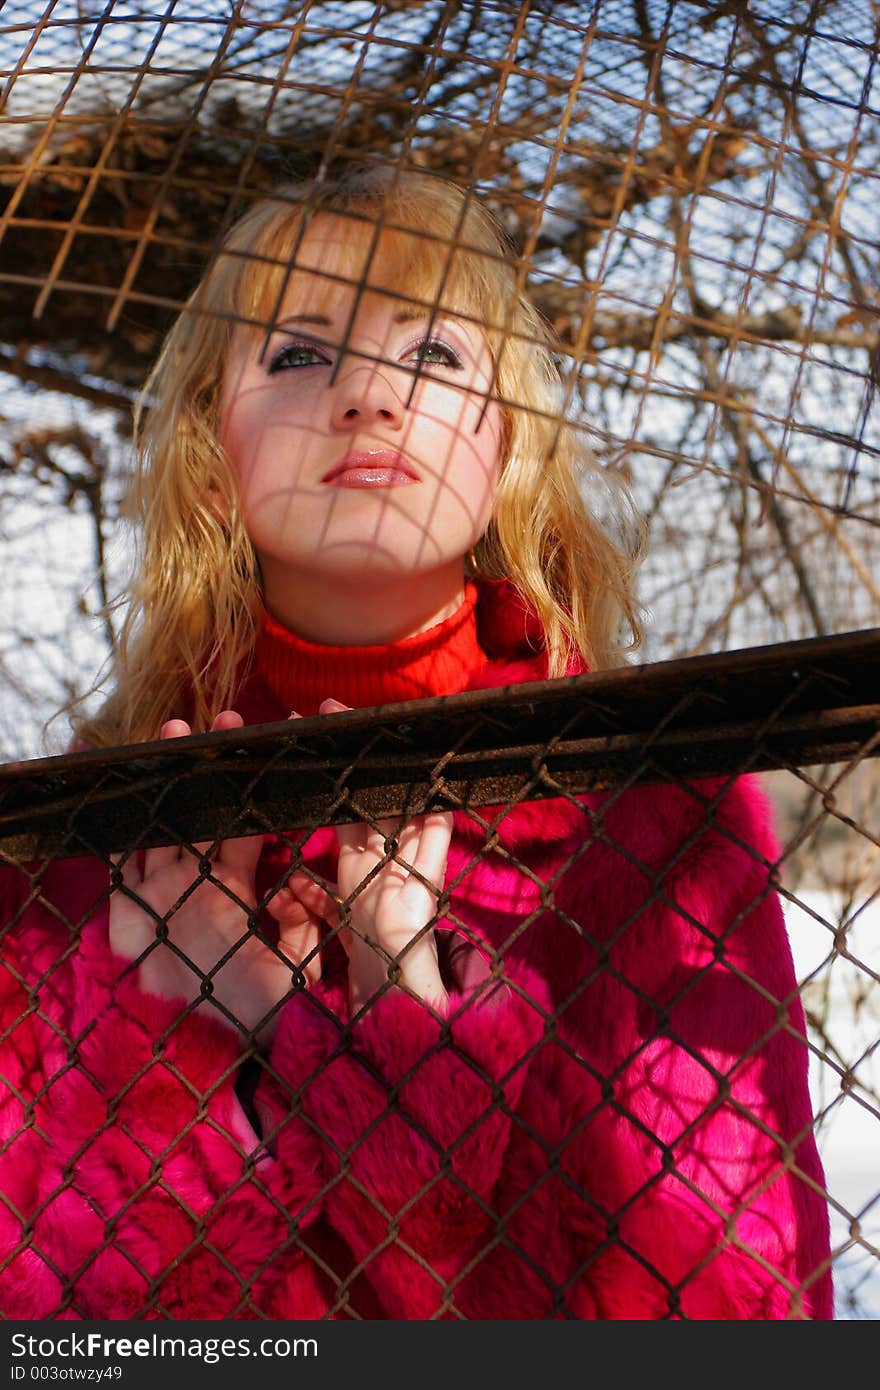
[266,340,330,374]
[407,336,463,370]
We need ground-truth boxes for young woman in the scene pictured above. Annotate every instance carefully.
[0,164,833,1319]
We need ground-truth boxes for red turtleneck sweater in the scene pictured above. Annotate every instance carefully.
[238,582,490,721]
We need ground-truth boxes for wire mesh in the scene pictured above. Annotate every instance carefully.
[0,0,878,1321]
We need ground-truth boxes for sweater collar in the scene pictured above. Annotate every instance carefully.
[253,582,487,717]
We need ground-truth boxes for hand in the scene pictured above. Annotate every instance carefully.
[314,694,453,1014]
[337,811,454,1014]
[109,710,330,1040]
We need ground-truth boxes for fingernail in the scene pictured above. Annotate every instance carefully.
[213,709,244,731]
[161,719,190,739]
[319,698,349,714]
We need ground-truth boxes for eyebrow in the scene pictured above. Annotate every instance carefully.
[274,307,443,330]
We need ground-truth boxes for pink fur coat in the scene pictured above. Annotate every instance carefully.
[0,617,833,1320]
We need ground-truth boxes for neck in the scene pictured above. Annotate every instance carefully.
[259,562,468,646]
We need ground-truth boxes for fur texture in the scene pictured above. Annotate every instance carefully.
[0,608,833,1320]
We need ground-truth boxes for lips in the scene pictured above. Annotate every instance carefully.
[321,449,419,487]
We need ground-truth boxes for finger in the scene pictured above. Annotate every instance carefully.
[276,921,323,985]
[154,719,195,860]
[335,827,375,905]
[268,871,339,929]
[388,817,423,865]
[211,709,245,732]
[142,840,182,874]
[366,817,424,886]
[335,813,397,854]
[409,811,454,893]
[288,870,340,927]
[335,820,390,900]
[194,714,254,860]
[161,718,191,739]
[335,818,368,857]
[289,710,302,719]
[368,813,451,920]
[187,716,245,852]
[216,830,266,875]
[363,816,412,862]
[185,837,220,863]
[336,818,415,904]
[110,851,142,893]
[187,824,260,868]
[271,879,331,987]
[319,698,351,714]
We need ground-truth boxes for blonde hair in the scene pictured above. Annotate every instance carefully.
[74,162,644,748]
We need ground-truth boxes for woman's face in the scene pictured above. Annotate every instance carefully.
[219,213,503,630]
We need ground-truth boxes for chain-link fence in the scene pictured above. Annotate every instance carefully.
[1,626,877,1318]
[1,1,878,1320]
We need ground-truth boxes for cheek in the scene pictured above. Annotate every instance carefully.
[473,442,501,527]
[217,414,282,521]
[429,386,502,464]
[219,395,308,494]
[468,402,503,486]
[217,391,252,481]
[450,408,502,533]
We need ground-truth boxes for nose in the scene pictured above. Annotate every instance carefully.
[329,355,405,432]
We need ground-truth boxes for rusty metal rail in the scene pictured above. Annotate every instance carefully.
[1,626,878,861]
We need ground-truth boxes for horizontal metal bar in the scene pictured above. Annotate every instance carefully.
[1,626,878,861]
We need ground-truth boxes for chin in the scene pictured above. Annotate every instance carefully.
[309,544,452,580]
